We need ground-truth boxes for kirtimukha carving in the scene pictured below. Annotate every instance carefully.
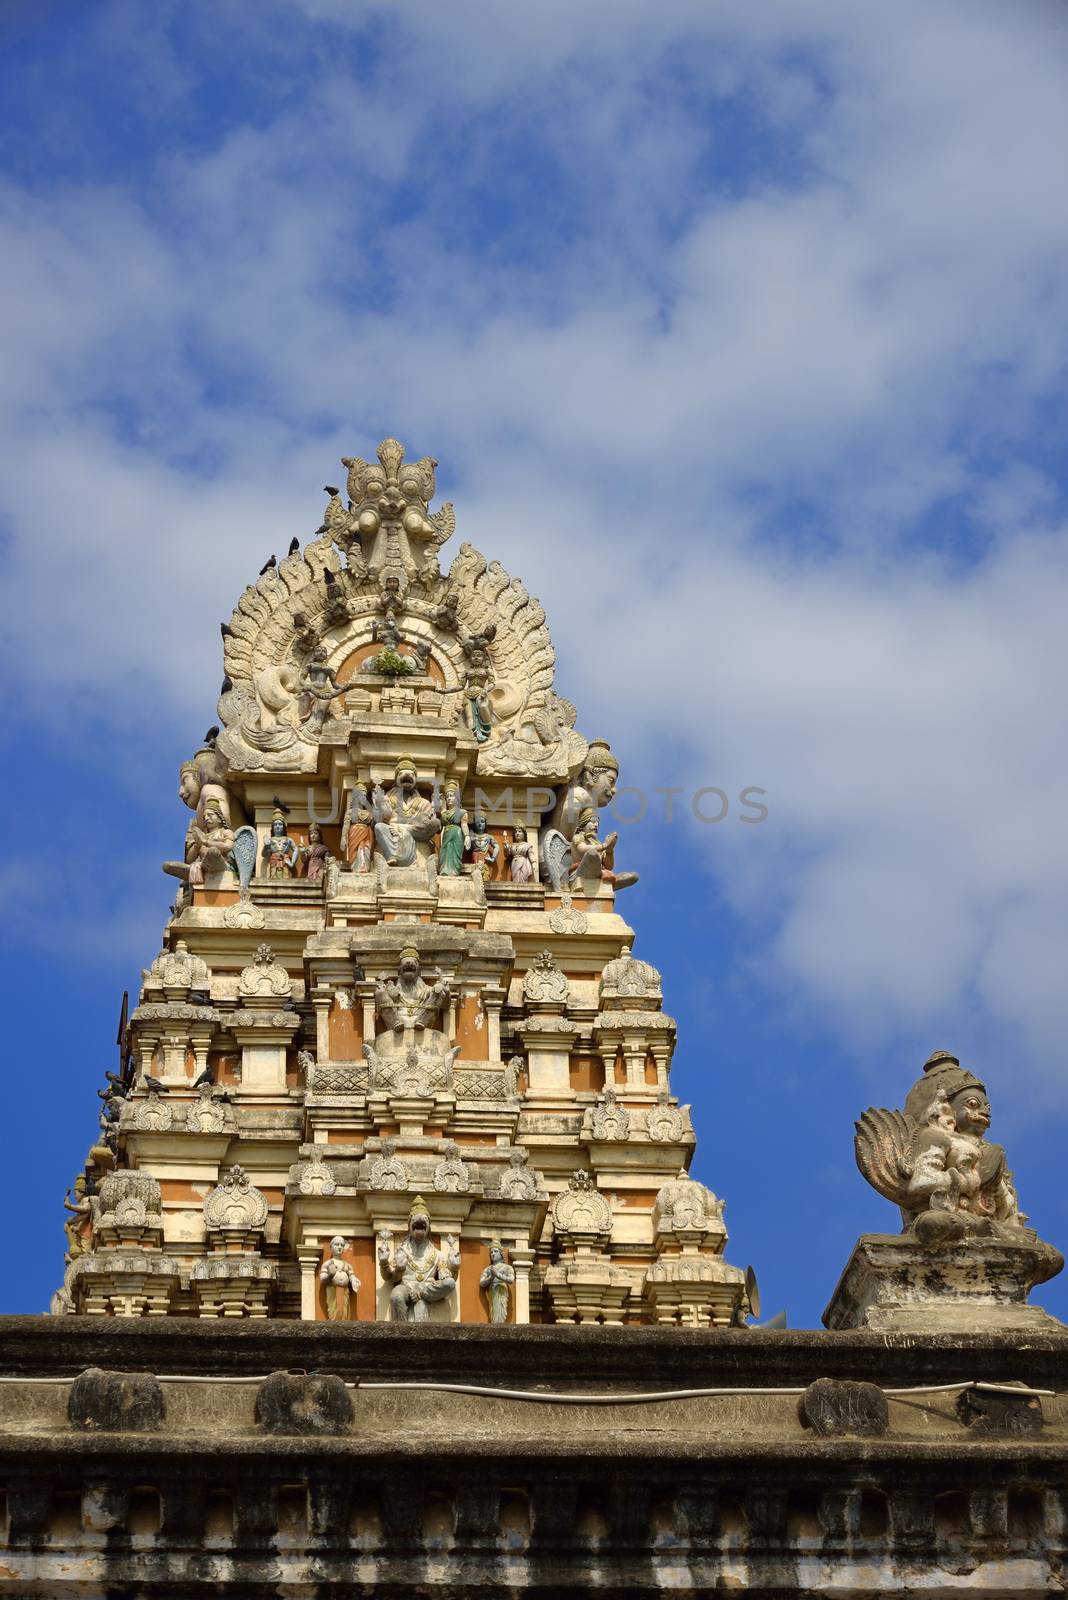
[379,1197,460,1322]
[433,1141,471,1194]
[203,1167,270,1235]
[367,1138,409,1192]
[238,944,292,1002]
[320,1236,360,1320]
[497,1148,541,1200]
[646,1091,689,1143]
[480,1241,515,1324]
[589,1088,631,1141]
[523,949,569,1009]
[339,438,455,588]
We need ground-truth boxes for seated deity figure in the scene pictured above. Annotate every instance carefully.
[379,1197,460,1323]
[855,1050,1063,1280]
[187,797,235,886]
[479,1241,515,1325]
[342,782,375,873]
[164,743,256,895]
[261,808,299,878]
[319,1235,361,1321]
[540,740,637,891]
[567,806,638,891]
[371,757,439,867]
[375,948,450,1033]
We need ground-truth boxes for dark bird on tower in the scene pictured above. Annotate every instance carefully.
[259,554,277,575]
[203,726,219,748]
[288,537,300,556]
[220,622,234,639]
[324,485,339,497]
[221,675,233,695]
[142,1074,166,1094]
[191,1066,215,1089]
[272,795,291,815]
[324,569,339,590]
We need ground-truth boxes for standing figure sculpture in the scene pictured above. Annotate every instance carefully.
[320,1236,361,1321]
[479,1241,515,1324]
[469,817,499,883]
[298,645,348,732]
[261,809,299,879]
[505,824,535,883]
[437,779,470,876]
[301,823,330,885]
[379,1198,460,1323]
[342,783,375,873]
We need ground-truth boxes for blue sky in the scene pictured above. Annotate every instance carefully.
[2,0,1068,1327]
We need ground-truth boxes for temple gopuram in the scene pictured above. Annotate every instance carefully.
[54,435,744,1330]
[2,438,1066,1597]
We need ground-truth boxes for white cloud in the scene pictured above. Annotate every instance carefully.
[2,0,1067,1100]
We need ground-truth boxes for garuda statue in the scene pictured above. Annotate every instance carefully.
[854,1050,1061,1279]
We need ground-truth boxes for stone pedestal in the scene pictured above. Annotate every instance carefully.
[823,1233,1065,1334]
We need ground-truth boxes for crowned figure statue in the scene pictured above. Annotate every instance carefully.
[379,1197,460,1323]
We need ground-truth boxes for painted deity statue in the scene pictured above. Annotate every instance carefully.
[371,757,438,868]
[379,1198,460,1323]
[479,1242,515,1325]
[505,824,535,883]
[298,645,348,731]
[855,1050,1063,1280]
[540,739,637,891]
[459,625,496,743]
[261,809,299,879]
[342,783,375,873]
[374,948,450,1033]
[163,743,256,896]
[469,817,499,883]
[568,806,638,892]
[300,822,330,885]
[320,1235,361,1321]
[437,780,470,876]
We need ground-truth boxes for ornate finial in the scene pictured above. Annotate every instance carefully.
[377,438,405,479]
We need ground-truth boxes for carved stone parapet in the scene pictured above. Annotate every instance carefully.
[308,1060,368,1095]
[190,1253,277,1318]
[228,1008,301,1032]
[92,1171,164,1247]
[67,1249,181,1317]
[543,1258,632,1324]
[824,1234,1067,1334]
[652,1172,727,1251]
[131,1004,219,1024]
[453,1064,520,1102]
[599,954,662,1005]
[642,1256,746,1328]
[594,1009,676,1033]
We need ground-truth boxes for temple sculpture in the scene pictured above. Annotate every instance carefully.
[824,1049,1063,1331]
[52,435,748,1326]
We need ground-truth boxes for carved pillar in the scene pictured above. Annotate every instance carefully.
[298,1245,321,1322]
[510,1245,534,1325]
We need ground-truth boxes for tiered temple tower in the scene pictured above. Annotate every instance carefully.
[55,436,748,1329]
